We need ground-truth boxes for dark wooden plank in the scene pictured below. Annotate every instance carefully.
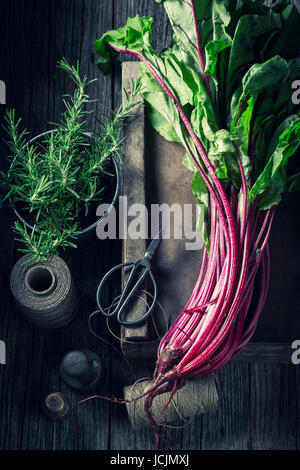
[233,343,293,363]
[0,0,114,450]
[252,191,300,343]
[109,358,158,450]
[146,125,203,334]
[121,62,149,344]
[182,362,250,450]
[250,363,297,450]
[120,61,203,356]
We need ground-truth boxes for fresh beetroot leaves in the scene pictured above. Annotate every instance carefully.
[95,0,300,444]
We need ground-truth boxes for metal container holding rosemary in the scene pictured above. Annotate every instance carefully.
[1,58,140,263]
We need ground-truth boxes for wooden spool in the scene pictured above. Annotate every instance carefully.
[124,376,218,430]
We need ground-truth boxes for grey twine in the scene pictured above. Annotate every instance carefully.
[124,375,219,430]
[10,254,76,328]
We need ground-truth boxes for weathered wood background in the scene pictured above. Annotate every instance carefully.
[0,0,299,450]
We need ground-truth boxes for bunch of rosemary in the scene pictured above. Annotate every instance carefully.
[1,59,140,262]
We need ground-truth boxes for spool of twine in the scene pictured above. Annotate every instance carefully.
[10,254,76,328]
[124,375,218,430]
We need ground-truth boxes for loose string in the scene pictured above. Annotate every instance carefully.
[88,309,137,382]
[77,293,199,432]
[76,291,170,407]
[103,290,169,345]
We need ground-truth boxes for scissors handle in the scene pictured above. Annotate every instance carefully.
[96,261,133,318]
[96,260,157,326]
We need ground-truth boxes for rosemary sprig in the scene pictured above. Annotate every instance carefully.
[1,58,141,262]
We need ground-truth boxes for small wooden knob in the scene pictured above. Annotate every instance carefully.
[60,349,105,391]
[62,350,90,378]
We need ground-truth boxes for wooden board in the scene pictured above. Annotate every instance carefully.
[121,62,202,358]
[121,62,149,348]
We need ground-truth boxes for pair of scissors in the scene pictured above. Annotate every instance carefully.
[96,229,163,326]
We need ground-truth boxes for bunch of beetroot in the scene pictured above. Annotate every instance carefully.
[95,0,300,443]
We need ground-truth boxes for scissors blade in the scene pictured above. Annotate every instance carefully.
[145,227,164,258]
